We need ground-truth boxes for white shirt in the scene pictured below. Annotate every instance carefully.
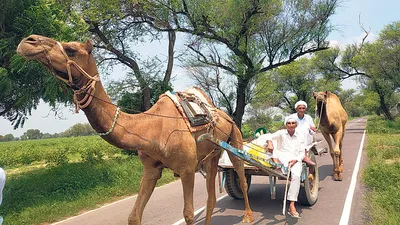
[266,129,306,167]
[291,113,315,145]
[291,113,315,131]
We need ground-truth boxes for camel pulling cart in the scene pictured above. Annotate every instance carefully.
[198,129,325,207]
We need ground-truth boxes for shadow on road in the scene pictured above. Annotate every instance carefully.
[318,164,334,181]
[193,182,311,225]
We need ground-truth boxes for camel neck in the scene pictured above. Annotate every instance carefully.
[317,102,328,124]
[80,84,188,152]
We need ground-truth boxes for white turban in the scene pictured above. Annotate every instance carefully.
[295,100,307,109]
[284,115,297,125]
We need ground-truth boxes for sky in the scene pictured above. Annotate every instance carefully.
[1,0,399,137]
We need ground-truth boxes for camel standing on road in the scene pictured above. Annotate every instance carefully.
[17,35,254,225]
[313,91,348,181]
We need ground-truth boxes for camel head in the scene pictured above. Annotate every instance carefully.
[313,91,330,106]
[17,34,99,90]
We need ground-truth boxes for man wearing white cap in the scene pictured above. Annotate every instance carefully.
[292,100,317,165]
[264,115,306,218]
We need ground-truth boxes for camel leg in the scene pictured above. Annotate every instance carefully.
[203,156,219,225]
[129,153,162,225]
[322,132,340,179]
[335,129,346,181]
[228,152,254,223]
[332,130,344,181]
[339,124,346,170]
[321,132,334,164]
[180,170,196,225]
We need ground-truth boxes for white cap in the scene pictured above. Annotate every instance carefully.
[284,115,297,125]
[0,168,5,205]
[295,100,307,109]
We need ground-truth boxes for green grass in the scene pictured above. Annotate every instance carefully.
[0,137,176,225]
[363,116,400,224]
[0,136,126,168]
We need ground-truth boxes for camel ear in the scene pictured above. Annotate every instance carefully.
[312,91,316,97]
[325,90,330,96]
[85,40,93,54]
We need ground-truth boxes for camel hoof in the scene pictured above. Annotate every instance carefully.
[333,173,343,181]
[242,213,255,223]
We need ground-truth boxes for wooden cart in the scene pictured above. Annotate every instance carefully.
[198,133,323,206]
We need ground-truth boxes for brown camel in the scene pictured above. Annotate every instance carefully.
[313,91,348,181]
[17,35,254,225]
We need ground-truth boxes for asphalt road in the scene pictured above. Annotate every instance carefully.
[52,117,368,225]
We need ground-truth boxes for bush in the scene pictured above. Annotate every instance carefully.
[367,115,400,134]
[363,116,400,224]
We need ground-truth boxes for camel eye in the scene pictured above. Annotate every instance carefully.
[64,47,77,57]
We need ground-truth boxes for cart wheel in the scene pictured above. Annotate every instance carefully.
[298,154,319,206]
[224,169,251,199]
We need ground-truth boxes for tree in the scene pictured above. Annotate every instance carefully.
[61,123,96,137]
[137,0,339,128]
[0,134,14,142]
[252,57,341,114]
[63,0,176,112]
[23,129,43,140]
[0,0,80,128]
[314,21,400,120]
[343,90,379,117]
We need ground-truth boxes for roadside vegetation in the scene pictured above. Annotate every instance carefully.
[0,136,176,225]
[364,115,400,224]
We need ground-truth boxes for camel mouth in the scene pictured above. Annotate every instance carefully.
[17,43,46,60]
[53,69,69,79]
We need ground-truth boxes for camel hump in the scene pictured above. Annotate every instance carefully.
[327,92,340,101]
[184,87,215,107]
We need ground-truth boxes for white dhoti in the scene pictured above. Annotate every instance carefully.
[287,163,302,202]
[272,151,302,202]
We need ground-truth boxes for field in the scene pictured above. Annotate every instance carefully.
[0,136,176,225]
[363,116,400,224]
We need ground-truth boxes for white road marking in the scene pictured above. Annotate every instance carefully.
[339,128,366,225]
[172,194,228,225]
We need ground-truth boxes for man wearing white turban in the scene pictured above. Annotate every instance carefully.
[292,100,317,165]
[264,115,305,218]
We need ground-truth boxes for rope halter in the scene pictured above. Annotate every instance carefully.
[52,41,101,113]
[314,97,324,130]
[46,41,120,136]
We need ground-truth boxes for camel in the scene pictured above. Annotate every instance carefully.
[313,91,348,181]
[17,35,254,225]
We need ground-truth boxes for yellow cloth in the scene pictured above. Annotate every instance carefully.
[243,142,273,168]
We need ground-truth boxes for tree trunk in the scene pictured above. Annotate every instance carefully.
[374,81,394,120]
[163,30,176,84]
[142,86,151,111]
[234,79,248,129]
[378,96,393,120]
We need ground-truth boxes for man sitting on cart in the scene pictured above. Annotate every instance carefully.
[264,115,306,218]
